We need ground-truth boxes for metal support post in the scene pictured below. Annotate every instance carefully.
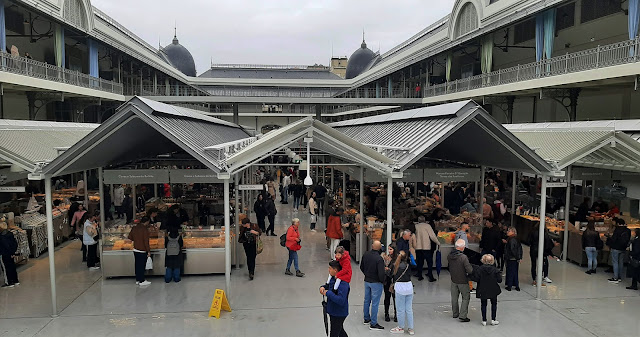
[359,167,365,262]
[45,177,58,316]
[83,170,88,207]
[480,166,486,214]
[386,176,393,247]
[536,177,548,299]
[342,170,346,207]
[511,171,517,225]
[224,179,231,295]
[563,166,572,261]
[330,166,334,191]
[234,173,240,269]
[132,184,136,219]
[98,168,105,278]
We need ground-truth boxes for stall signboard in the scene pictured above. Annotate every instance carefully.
[365,170,388,183]
[169,169,221,183]
[334,166,362,181]
[399,169,424,182]
[103,170,169,184]
[423,168,482,182]
[546,182,568,188]
[611,171,640,181]
[0,186,26,192]
[571,168,611,181]
[239,184,264,191]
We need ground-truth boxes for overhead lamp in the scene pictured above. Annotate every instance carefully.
[293,155,301,163]
[288,151,296,159]
[303,138,313,186]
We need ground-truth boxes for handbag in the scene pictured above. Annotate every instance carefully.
[390,265,409,294]
[145,256,153,270]
[256,237,264,255]
[630,257,640,269]
[310,214,317,223]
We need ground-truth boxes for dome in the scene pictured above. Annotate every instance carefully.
[160,34,196,77]
[345,39,376,79]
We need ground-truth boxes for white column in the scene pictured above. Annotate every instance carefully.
[331,166,334,191]
[132,184,136,219]
[342,170,346,207]
[45,177,58,316]
[536,176,548,299]
[234,173,240,269]
[441,183,445,208]
[98,168,105,278]
[83,170,88,207]
[511,171,517,225]
[154,183,158,198]
[563,166,572,261]
[591,180,596,203]
[480,166,486,214]
[224,179,231,294]
[386,176,393,247]
[359,167,365,262]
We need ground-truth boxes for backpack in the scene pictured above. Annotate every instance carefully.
[167,236,180,256]
[280,233,287,247]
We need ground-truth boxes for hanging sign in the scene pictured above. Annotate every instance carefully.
[611,171,640,181]
[169,169,221,183]
[423,168,482,182]
[208,289,232,319]
[546,182,568,188]
[365,170,388,183]
[103,170,169,184]
[0,186,26,192]
[571,168,611,181]
[334,166,362,181]
[239,184,264,191]
[399,169,423,182]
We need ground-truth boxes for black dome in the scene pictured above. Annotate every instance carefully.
[161,35,196,77]
[345,40,376,79]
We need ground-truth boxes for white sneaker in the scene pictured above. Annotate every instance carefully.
[481,321,487,326]
[491,320,499,326]
[407,329,415,335]
[139,281,151,286]
[311,229,317,232]
[390,327,404,334]
[135,281,140,285]
[543,277,553,283]
[89,267,100,271]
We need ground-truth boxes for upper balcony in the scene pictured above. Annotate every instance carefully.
[0,51,124,100]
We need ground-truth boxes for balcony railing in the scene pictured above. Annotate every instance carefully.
[0,52,123,95]
[425,38,640,98]
[339,87,422,99]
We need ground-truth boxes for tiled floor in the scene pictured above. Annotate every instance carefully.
[2,200,640,336]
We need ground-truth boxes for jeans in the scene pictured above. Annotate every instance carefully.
[286,249,299,271]
[415,249,434,279]
[330,238,340,259]
[293,195,301,209]
[329,315,348,337]
[363,282,383,325]
[505,260,519,288]
[481,297,497,321]
[283,186,289,202]
[86,244,98,268]
[396,292,414,329]
[134,252,147,282]
[450,283,470,319]
[164,267,181,282]
[585,247,598,271]
[611,249,625,280]
[383,280,396,317]
[243,241,257,274]
[530,254,549,280]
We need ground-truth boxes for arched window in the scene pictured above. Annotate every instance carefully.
[63,0,88,30]
[455,2,479,38]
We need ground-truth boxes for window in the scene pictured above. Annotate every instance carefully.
[455,3,479,38]
[581,0,621,24]
[63,0,88,30]
[489,0,500,4]
[514,18,536,44]
[556,2,575,31]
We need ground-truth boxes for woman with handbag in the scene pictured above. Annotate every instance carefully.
[390,251,414,335]
[83,211,100,271]
[128,216,151,287]
[308,192,318,232]
[626,229,640,290]
[382,243,397,323]
[582,222,602,275]
[239,218,261,280]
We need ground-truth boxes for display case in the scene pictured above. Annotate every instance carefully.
[101,223,235,278]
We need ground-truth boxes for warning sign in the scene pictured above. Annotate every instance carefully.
[208,289,232,319]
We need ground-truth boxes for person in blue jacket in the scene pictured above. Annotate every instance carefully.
[320,260,350,337]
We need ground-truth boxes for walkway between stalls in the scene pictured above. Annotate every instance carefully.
[1,199,639,336]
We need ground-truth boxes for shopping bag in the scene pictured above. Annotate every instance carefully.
[145,256,153,270]
[409,253,417,266]
[256,237,264,255]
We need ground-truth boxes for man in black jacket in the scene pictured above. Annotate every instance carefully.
[0,222,19,287]
[504,227,522,291]
[360,240,386,331]
[265,194,277,237]
[626,229,640,290]
[528,226,557,285]
[479,220,501,258]
[607,218,631,283]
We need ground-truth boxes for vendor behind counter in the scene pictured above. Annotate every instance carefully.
[161,205,189,232]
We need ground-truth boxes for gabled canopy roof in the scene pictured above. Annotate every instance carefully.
[42,97,251,176]
[506,124,640,173]
[331,101,554,175]
[0,120,97,172]
[224,117,395,175]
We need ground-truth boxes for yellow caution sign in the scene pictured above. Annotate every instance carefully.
[208,289,232,318]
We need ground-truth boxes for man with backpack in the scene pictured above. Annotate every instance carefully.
[283,218,304,277]
[606,218,631,284]
[164,228,184,283]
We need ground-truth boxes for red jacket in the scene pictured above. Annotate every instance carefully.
[326,215,343,240]
[286,225,301,251]
[335,251,352,283]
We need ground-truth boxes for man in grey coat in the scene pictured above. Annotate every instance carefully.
[448,239,474,322]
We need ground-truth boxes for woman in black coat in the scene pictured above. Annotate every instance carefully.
[473,254,502,326]
[627,229,640,290]
[253,194,266,232]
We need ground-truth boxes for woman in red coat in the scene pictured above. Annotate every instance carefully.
[327,208,344,260]
[285,218,304,277]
